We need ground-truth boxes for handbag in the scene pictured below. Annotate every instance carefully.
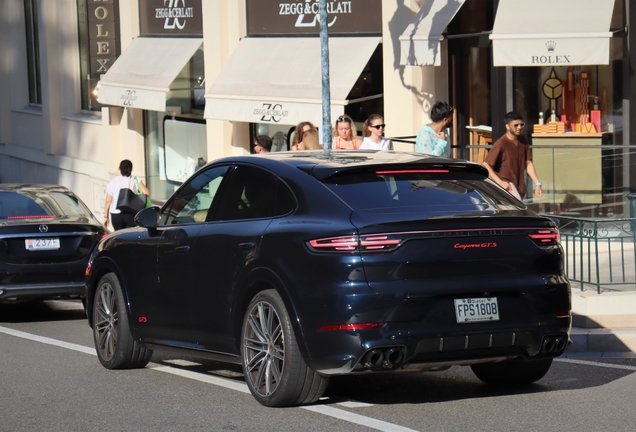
[116,177,149,215]
[134,176,153,208]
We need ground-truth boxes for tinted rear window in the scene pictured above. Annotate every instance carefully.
[0,190,92,220]
[322,171,523,213]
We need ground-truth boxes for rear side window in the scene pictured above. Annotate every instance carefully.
[322,171,523,214]
[214,165,295,221]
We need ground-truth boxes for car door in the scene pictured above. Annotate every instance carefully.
[189,164,295,354]
[141,165,231,346]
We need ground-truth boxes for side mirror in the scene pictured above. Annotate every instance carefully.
[135,206,160,229]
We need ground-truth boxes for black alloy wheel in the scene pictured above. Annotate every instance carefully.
[241,289,329,407]
[92,272,152,369]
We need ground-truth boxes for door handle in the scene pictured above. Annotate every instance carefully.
[174,245,190,252]
[238,242,255,251]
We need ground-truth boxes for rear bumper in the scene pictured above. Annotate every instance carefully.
[306,320,571,375]
[293,281,572,375]
[0,282,86,301]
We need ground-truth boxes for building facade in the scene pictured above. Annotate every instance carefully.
[1,0,635,220]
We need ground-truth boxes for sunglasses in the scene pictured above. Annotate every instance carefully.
[511,123,525,128]
[369,124,386,129]
[336,116,351,123]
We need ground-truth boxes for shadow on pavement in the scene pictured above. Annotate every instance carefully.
[322,360,635,405]
[147,348,635,406]
[0,299,86,323]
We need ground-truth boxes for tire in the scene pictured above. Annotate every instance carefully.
[241,289,329,407]
[470,358,553,385]
[92,273,152,369]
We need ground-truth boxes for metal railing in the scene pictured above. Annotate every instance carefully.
[543,215,636,293]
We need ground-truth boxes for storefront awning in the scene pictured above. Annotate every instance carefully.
[490,0,615,67]
[204,37,381,125]
[398,0,466,66]
[98,37,203,111]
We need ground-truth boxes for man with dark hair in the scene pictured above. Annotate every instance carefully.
[415,101,453,157]
[483,112,542,200]
[254,135,273,153]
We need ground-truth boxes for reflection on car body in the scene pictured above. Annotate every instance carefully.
[85,150,571,407]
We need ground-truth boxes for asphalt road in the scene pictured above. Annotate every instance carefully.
[1,300,636,432]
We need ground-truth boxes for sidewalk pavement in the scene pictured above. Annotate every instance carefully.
[567,285,636,355]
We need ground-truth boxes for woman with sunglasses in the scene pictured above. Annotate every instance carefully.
[332,114,362,150]
[359,114,393,150]
[415,101,453,157]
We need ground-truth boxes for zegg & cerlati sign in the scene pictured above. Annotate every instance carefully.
[246,0,381,36]
[139,0,203,36]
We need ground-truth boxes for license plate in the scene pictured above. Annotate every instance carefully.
[454,297,500,323]
[25,238,60,251]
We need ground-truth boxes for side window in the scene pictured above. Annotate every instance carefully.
[215,166,295,221]
[160,166,230,225]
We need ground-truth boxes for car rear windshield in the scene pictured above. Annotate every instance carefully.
[0,191,92,220]
[321,170,524,214]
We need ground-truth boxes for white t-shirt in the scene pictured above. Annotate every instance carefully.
[358,137,393,150]
[106,175,140,215]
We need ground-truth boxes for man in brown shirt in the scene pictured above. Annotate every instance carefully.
[483,112,542,200]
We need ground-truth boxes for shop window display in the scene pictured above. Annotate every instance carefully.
[513,43,625,217]
[144,47,207,204]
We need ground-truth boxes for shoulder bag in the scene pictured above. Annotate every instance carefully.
[116,177,149,215]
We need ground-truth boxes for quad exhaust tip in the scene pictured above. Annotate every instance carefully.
[541,335,568,354]
[360,347,405,370]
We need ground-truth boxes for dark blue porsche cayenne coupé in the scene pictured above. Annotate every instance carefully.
[85,150,571,407]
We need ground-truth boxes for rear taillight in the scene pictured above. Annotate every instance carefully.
[309,227,561,253]
[308,234,403,253]
[318,323,384,331]
[308,236,358,251]
[528,228,560,246]
[85,262,92,276]
[375,169,449,175]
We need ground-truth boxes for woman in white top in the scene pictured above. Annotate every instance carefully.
[103,159,150,230]
[359,114,393,150]
[332,114,362,149]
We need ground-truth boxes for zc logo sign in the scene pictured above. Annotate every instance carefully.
[121,90,138,106]
[253,103,289,123]
[155,0,195,30]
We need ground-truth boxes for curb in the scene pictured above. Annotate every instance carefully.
[568,327,636,353]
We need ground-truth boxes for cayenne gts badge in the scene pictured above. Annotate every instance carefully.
[454,242,497,249]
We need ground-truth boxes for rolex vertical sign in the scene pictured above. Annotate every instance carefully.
[87,0,119,75]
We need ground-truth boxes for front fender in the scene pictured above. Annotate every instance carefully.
[85,255,129,331]
[230,266,312,362]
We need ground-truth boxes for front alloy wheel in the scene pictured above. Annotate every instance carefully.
[92,273,152,369]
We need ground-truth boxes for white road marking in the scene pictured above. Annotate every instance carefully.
[0,325,414,431]
[150,365,251,394]
[555,357,636,371]
[0,326,96,355]
[336,400,375,408]
[5,325,633,432]
[302,405,418,432]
